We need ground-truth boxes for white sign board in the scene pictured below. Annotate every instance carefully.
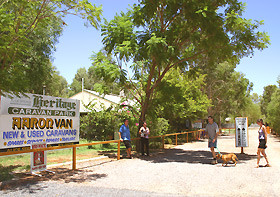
[0,93,80,151]
[192,122,203,129]
[31,143,47,173]
[235,117,248,147]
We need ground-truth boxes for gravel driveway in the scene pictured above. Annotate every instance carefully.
[1,128,280,197]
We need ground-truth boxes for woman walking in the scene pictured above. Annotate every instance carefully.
[256,119,270,168]
[139,122,150,156]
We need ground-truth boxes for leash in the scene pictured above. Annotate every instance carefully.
[216,147,222,155]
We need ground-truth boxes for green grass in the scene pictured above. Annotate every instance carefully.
[0,139,126,177]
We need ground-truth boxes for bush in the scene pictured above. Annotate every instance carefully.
[80,102,138,141]
[267,89,280,134]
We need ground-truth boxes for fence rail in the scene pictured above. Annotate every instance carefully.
[0,129,215,170]
[219,128,235,134]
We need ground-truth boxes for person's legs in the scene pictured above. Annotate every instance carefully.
[124,140,132,158]
[210,147,216,159]
[261,149,269,166]
[256,148,261,167]
[128,147,131,157]
[141,137,145,155]
[146,138,149,156]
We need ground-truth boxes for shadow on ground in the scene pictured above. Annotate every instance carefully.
[0,164,23,182]
[0,167,107,192]
[140,148,257,165]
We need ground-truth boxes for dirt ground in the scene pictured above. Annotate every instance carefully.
[1,128,280,197]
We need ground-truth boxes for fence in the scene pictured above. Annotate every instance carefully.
[1,129,233,170]
[219,128,235,134]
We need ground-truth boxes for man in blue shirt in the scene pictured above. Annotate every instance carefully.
[119,119,132,158]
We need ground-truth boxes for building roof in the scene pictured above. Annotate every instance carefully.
[69,89,135,113]
[83,89,122,105]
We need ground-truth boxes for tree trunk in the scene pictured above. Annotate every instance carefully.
[135,90,152,152]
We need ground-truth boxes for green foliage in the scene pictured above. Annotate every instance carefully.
[146,117,170,136]
[80,102,139,141]
[240,94,262,125]
[45,67,69,98]
[203,61,252,125]
[98,0,270,127]
[267,88,280,133]
[69,68,90,96]
[261,85,277,117]
[151,67,210,131]
[69,51,123,97]
[0,0,102,95]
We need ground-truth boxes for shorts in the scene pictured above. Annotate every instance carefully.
[258,139,266,149]
[208,139,217,148]
[123,140,132,149]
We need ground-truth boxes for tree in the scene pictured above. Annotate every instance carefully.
[98,0,269,128]
[240,94,262,125]
[46,68,69,98]
[25,64,69,97]
[69,51,123,97]
[267,88,280,134]
[251,93,261,104]
[69,68,91,96]
[266,77,280,133]
[0,0,102,95]
[202,61,253,126]
[151,67,210,131]
[261,85,277,117]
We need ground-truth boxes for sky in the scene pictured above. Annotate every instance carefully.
[53,0,280,96]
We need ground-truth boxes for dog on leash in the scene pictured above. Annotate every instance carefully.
[216,153,239,166]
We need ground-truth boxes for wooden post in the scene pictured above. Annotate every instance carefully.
[72,147,76,170]
[162,136,165,149]
[241,147,244,154]
[175,134,178,145]
[187,133,188,143]
[117,141,121,160]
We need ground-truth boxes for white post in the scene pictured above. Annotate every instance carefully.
[82,78,84,92]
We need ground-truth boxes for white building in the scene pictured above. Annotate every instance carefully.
[69,89,133,114]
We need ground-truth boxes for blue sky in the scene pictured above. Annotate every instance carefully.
[53,0,279,96]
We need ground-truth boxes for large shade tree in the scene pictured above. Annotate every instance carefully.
[92,0,269,129]
[0,0,102,95]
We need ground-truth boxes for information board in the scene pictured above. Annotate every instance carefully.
[235,117,248,147]
[0,93,80,151]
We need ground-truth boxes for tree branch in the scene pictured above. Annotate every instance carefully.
[8,0,48,47]
[163,10,182,32]
[150,50,206,93]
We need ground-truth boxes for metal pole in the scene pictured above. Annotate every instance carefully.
[43,85,46,95]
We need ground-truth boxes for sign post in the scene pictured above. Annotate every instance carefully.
[235,117,249,153]
[31,142,47,175]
